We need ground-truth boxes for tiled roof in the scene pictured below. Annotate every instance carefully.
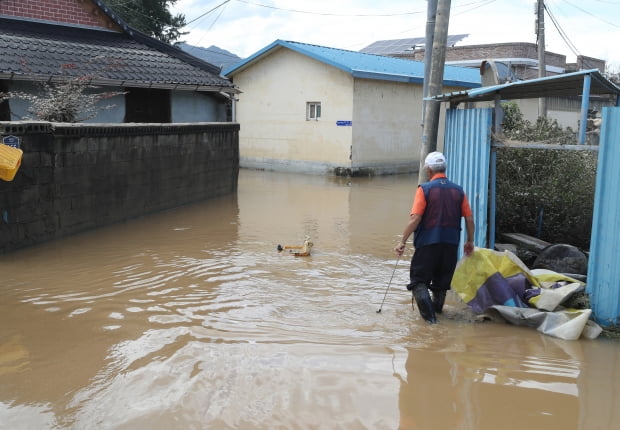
[224,40,481,89]
[0,17,237,93]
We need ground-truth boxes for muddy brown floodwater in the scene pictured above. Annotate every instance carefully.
[1,169,619,430]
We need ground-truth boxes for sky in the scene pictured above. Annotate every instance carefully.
[170,0,620,69]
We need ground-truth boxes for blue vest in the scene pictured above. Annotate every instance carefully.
[414,177,465,248]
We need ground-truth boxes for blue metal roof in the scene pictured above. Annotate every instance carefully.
[223,40,480,88]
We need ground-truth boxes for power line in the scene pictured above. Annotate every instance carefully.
[544,3,581,58]
[107,1,186,28]
[545,2,603,70]
[183,0,494,24]
[185,0,232,26]
[546,0,616,69]
[106,0,234,58]
[337,0,497,50]
[452,0,497,16]
[181,0,496,51]
[559,0,620,28]
[233,0,424,17]
[184,3,231,53]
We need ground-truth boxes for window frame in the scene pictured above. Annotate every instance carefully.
[306,102,321,121]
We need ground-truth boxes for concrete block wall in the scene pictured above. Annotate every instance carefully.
[0,121,239,254]
[445,43,567,68]
[399,42,567,68]
[395,42,570,80]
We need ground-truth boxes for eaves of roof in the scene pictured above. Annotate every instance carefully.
[223,39,481,89]
[429,69,620,104]
[86,0,226,78]
[0,16,239,94]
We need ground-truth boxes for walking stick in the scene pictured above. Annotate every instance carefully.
[376,256,400,313]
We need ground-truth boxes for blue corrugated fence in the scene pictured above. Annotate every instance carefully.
[444,107,492,255]
[588,106,620,326]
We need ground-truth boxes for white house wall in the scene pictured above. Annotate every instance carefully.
[515,98,579,129]
[232,48,355,174]
[350,80,460,174]
[351,79,423,174]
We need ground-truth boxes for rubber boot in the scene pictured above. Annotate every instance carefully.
[412,284,437,324]
[432,290,447,314]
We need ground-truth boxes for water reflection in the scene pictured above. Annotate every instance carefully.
[398,325,583,429]
[0,169,618,429]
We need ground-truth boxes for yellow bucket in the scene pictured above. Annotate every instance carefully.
[0,143,23,182]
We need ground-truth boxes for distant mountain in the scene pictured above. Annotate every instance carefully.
[177,43,243,73]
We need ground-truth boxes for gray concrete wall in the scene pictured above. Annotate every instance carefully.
[171,92,227,123]
[0,121,239,254]
[4,82,227,123]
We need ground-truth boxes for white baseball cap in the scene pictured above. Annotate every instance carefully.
[424,151,446,168]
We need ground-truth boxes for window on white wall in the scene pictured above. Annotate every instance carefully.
[306,102,321,120]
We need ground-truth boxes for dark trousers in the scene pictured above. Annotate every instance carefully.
[408,243,458,292]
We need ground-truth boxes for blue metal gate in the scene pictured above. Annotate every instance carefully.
[443,107,492,252]
[588,106,620,326]
[444,105,620,327]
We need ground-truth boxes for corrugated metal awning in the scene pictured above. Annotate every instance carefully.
[429,69,620,104]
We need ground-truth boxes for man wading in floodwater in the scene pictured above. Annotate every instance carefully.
[394,151,475,324]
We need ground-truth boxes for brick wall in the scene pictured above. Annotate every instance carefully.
[0,122,240,254]
[0,0,117,29]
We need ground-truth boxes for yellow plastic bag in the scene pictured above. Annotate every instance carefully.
[0,143,23,181]
[451,247,539,304]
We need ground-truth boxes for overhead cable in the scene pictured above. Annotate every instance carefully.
[544,3,581,58]
[560,0,620,28]
[185,0,232,26]
[233,0,424,17]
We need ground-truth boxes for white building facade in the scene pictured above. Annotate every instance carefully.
[225,40,481,176]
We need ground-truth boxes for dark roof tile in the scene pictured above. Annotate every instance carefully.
[0,17,236,92]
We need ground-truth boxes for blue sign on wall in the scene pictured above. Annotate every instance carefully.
[2,135,20,148]
[336,120,352,126]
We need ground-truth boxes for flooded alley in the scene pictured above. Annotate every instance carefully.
[1,169,619,430]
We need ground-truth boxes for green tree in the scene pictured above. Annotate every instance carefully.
[106,0,187,44]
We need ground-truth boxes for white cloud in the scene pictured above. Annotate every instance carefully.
[172,0,620,67]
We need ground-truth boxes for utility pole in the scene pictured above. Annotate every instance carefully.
[422,0,438,113]
[536,0,547,118]
[419,0,451,184]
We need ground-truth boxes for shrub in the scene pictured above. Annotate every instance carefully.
[496,102,597,250]
[0,68,124,123]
